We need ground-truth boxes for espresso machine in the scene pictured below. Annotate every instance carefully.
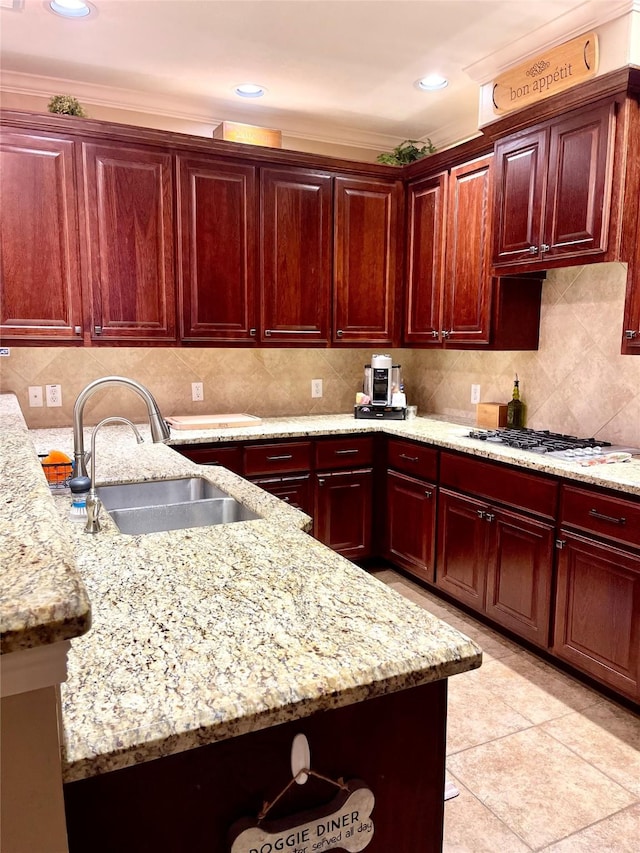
[355,354,407,419]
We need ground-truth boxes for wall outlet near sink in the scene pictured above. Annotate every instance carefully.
[191,382,204,402]
[45,384,62,407]
[470,384,481,404]
[311,379,323,398]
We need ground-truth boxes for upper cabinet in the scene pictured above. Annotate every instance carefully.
[333,176,401,345]
[492,102,615,270]
[0,129,83,342]
[259,167,332,345]
[81,142,176,343]
[177,156,257,342]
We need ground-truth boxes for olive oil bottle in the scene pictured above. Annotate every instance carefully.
[506,374,524,428]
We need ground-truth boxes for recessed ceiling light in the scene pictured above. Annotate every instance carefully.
[49,0,91,18]
[234,83,266,99]
[417,75,448,92]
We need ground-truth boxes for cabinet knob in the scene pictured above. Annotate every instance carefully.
[424,490,433,499]
[476,509,486,519]
[74,326,82,335]
[94,325,102,336]
[318,478,325,487]
[336,330,343,337]
[249,328,256,337]
[540,243,550,253]
[528,245,538,254]
[624,330,638,340]
[485,512,495,523]
[431,330,439,339]
[441,330,451,339]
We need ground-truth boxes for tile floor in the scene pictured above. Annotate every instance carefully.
[371,567,640,853]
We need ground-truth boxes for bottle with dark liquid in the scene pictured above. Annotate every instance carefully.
[507,374,524,428]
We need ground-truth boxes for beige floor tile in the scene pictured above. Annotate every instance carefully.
[541,700,640,797]
[443,771,531,852]
[538,802,640,852]
[447,665,533,754]
[447,727,635,850]
[470,653,602,725]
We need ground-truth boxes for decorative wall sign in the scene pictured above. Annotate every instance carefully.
[213,121,282,148]
[491,32,599,115]
[229,778,374,853]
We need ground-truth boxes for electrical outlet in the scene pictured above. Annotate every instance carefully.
[45,384,62,407]
[471,384,481,404]
[191,382,204,402]
[311,379,323,398]
[28,386,43,407]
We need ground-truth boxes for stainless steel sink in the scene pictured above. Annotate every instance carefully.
[96,477,259,535]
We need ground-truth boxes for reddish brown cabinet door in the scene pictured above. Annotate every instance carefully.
[385,470,437,582]
[436,488,488,611]
[81,142,176,342]
[251,474,313,516]
[260,167,332,344]
[442,154,494,345]
[485,507,554,648]
[0,131,83,342]
[492,128,547,266]
[177,156,257,342]
[404,173,447,345]
[314,468,373,559]
[553,531,640,700]
[333,176,401,344]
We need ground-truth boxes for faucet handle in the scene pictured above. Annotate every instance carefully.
[85,494,103,534]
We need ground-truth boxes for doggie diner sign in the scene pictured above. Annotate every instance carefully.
[491,32,599,115]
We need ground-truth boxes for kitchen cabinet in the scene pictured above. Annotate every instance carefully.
[173,443,243,474]
[250,474,312,515]
[554,485,640,700]
[622,201,640,353]
[259,166,332,344]
[177,156,257,342]
[333,176,401,345]
[314,436,374,559]
[384,438,439,582]
[436,452,557,647]
[80,141,176,342]
[0,129,83,342]
[404,158,542,349]
[492,101,615,270]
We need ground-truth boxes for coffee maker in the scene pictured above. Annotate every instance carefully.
[355,354,406,419]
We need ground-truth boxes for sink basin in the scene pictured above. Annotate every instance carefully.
[96,477,260,535]
[97,477,227,510]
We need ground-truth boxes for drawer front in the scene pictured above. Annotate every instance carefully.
[174,444,243,474]
[561,485,640,549]
[244,441,312,476]
[315,436,374,470]
[387,438,438,480]
[251,474,312,515]
[440,452,558,519]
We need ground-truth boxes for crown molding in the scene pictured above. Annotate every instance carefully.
[464,0,636,83]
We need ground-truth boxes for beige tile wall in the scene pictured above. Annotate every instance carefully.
[1,262,638,445]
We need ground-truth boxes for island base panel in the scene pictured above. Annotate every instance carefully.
[64,680,448,852]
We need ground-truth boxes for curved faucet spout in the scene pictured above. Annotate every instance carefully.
[73,376,170,478]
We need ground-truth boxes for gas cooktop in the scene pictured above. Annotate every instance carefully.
[466,428,638,461]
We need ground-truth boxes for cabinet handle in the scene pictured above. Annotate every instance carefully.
[249,328,256,336]
[94,325,102,336]
[588,508,626,526]
[283,496,290,502]
[441,330,451,339]
[74,326,82,335]
[476,509,486,519]
[555,539,566,549]
[485,512,495,523]
[424,490,433,499]
[431,330,439,338]
[266,454,294,461]
[336,330,344,337]
[264,329,319,336]
[318,478,325,486]
[399,453,419,462]
[624,330,638,340]
[335,449,358,455]
[541,243,550,253]
[528,245,539,254]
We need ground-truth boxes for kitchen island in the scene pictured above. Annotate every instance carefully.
[1,395,483,852]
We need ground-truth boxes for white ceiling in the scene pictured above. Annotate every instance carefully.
[0,0,630,154]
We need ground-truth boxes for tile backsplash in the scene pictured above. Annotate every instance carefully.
[1,263,638,446]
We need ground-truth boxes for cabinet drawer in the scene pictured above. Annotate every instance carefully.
[174,444,243,474]
[387,439,438,480]
[560,485,640,550]
[244,441,312,476]
[440,452,558,519]
[315,436,374,470]
[251,474,312,515]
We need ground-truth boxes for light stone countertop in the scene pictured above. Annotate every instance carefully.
[4,397,639,785]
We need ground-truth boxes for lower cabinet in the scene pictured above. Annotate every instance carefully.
[435,453,557,648]
[314,469,373,559]
[250,474,312,515]
[384,470,437,583]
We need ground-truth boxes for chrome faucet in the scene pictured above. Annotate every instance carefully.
[73,376,170,478]
[85,417,144,534]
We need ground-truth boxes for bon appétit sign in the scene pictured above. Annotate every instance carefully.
[491,32,599,115]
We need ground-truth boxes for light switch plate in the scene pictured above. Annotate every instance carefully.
[28,386,43,407]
